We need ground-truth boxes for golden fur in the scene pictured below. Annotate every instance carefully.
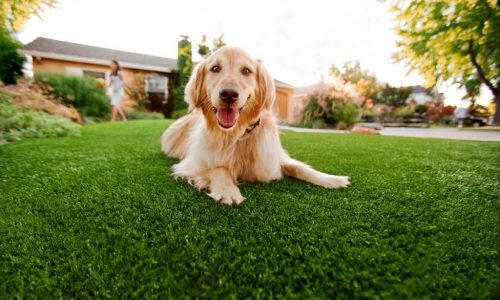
[161,47,349,205]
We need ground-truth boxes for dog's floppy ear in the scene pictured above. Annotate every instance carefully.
[184,60,206,109]
[256,61,275,110]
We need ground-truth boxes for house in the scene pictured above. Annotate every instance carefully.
[20,37,295,121]
[20,37,176,113]
[406,85,433,105]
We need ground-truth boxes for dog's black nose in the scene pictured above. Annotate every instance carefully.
[220,87,239,104]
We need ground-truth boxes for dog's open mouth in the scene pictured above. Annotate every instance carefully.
[216,107,240,128]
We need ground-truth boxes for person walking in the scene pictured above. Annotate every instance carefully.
[455,107,467,129]
[108,60,127,122]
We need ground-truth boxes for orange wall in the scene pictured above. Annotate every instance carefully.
[32,57,166,82]
[33,58,109,74]
[274,88,294,121]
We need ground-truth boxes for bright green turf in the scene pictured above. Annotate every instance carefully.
[1,120,499,299]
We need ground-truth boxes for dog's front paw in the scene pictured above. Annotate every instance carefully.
[321,175,350,189]
[207,184,246,205]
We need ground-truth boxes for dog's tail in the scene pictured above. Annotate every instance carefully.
[161,114,193,159]
[280,156,350,189]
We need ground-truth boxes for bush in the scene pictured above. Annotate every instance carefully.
[125,73,147,109]
[426,99,455,123]
[415,104,428,114]
[125,109,164,120]
[326,97,359,128]
[393,105,415,117]
[301,95,359,129]
[300,95,326,125]
[0,28,25,85]
[0,78,83,122]
[311,119,328,129]
[0,93,80,144]
[172,108,188,119]
[35,73,110,118]
[360,107,377,122]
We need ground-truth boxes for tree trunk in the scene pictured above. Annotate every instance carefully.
[468,40,500,125]
[492,93,500,125]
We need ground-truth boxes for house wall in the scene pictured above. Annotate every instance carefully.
[32,57,109,75]
[274,88,294,122]
[407,92,432,105]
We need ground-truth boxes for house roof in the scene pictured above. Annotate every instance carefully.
[274,79,294,89]
[410,85,428,94]
[21,37,177,73]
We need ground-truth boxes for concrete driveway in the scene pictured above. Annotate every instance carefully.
[279,125,500,142]
[379,127,500,142]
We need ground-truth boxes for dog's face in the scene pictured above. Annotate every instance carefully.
[204,48,257,129]
[185,47,275,130]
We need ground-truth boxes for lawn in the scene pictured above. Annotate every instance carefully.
[1,120,499,299]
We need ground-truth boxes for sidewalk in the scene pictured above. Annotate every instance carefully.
[279,125,500,142]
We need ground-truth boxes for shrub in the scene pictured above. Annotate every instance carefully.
[387,105,419,123]
[125,73,147,108]
[0,28,25,85]
[0,78,83,122]
[393,105,415,117]
[360,107,377,122]
[415,104,428,114]
[426,99,455,123]
[372,104,392,123]
[125,109,164,120]
[175,38,192,112]
[300,95,359,129]
[300,95,329,126]
[0,93,80,144]
[311,119,328,129]
[35,73,110,118]
[172,108,188,119]
[326,97,359,128]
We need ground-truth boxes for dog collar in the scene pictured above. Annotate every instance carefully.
[245,119,260,134]
[238,118,261,141]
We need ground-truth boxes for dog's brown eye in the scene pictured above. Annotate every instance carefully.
[210,65,221,73]
[241,67,252,76]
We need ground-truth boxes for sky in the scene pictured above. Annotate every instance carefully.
[17,0,491,106]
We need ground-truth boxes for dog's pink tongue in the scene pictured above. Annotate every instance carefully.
[216,108,239,128]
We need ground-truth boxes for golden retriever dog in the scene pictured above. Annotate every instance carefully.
[161,47,349,205]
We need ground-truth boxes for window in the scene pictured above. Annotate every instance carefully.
[66,67,83,76]
[145,76,168,93]
[66,67,107,79]
[83,70,106,79]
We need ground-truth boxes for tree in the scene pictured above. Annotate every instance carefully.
[426,99,455,123]
[172,36,192,112]
[389,0,500,124]
[0,0,56,32]
[0,28,25,84]
[197,34,227,58]
[376,84,413,107]
[329,61,380,101]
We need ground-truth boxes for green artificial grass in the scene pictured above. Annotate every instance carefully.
[1,120,499,299]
